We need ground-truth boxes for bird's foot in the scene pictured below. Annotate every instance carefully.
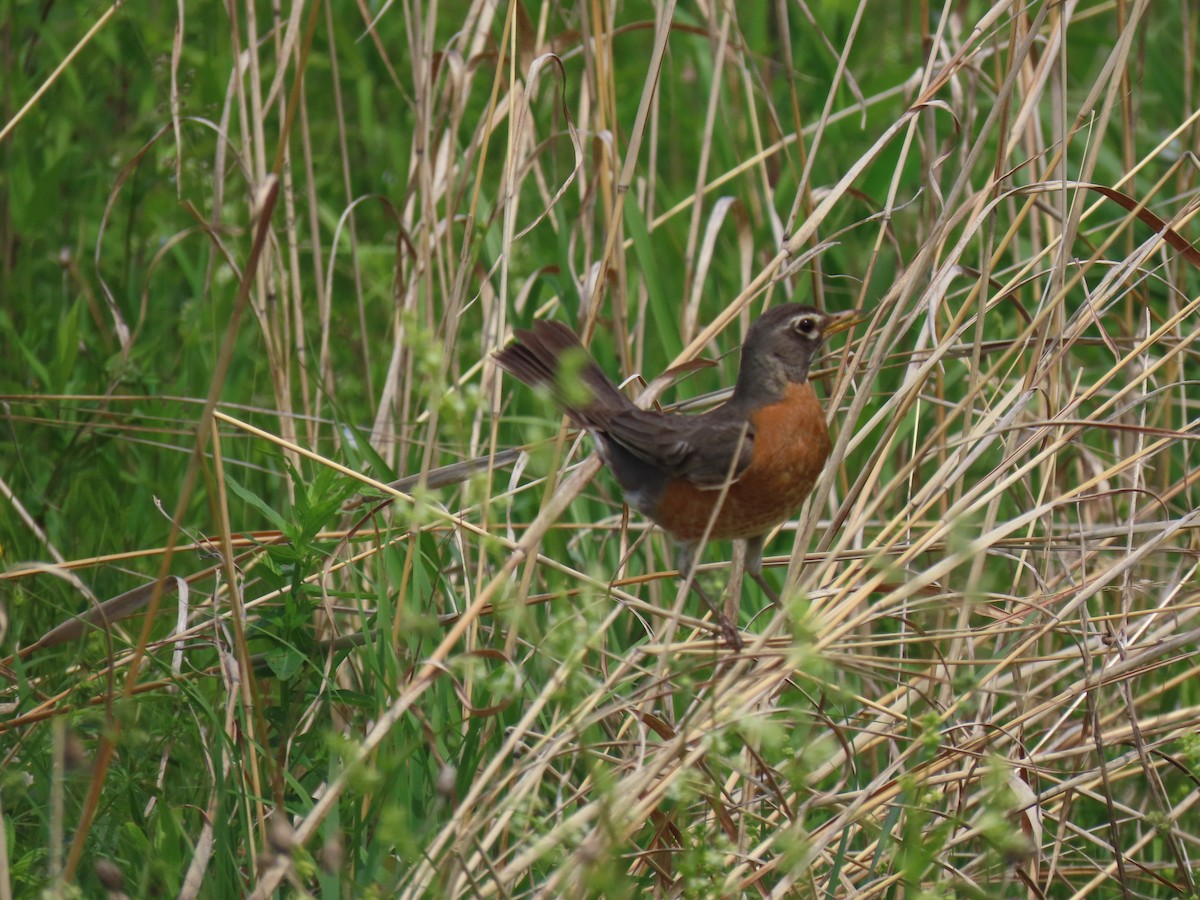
[716,613,744,652]
[751,571,782,608]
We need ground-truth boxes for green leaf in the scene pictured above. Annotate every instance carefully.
[224,472,289,533]
[264,645,306,681]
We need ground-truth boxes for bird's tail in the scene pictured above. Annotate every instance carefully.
[493,321,631,425]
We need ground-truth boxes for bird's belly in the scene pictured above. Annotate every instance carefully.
[653,382,833,542]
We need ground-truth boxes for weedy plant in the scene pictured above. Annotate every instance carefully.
[2,1,1199,897]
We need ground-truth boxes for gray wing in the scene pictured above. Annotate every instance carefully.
[600,406,756,488]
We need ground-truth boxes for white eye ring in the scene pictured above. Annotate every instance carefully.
[793,316,817,335]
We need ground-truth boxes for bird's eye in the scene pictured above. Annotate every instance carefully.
[793,316,816,335]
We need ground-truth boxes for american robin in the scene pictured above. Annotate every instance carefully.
[494,304,859,642]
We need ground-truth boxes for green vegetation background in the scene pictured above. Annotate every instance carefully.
[3,2,1199,897]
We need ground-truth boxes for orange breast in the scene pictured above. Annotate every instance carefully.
[653,381,833,542]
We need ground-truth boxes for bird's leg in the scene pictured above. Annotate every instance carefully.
[675,543,743,650]
[744,536,782,607]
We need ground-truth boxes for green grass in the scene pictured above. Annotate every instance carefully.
[3,2,1200,897]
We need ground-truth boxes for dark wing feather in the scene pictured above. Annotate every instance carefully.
[601,406,756,488]
[496,321,755,489]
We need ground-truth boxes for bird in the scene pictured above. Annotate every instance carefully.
[494,304,859,645]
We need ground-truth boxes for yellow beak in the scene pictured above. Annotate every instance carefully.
[824,308,867,336]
